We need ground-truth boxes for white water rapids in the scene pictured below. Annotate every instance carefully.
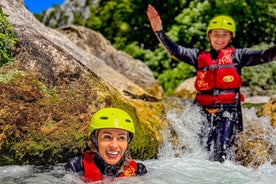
[1,101,275,184]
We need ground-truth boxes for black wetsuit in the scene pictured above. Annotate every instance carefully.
[155,30,276,162]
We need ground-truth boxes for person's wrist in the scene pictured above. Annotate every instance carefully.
[154,28,163,32]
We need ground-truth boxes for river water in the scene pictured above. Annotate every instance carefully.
[1,102,275,184]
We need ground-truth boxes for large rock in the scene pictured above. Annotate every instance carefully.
[0,0,165,165]
[57,25,163,98]
[2,1,162,99]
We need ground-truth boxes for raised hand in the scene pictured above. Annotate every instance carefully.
[146,4,163,32]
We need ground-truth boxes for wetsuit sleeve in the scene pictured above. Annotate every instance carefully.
[236,45,276,67]
[64,155,83,172]
[136,162,147,176]
[155,30,199,66]
[155,31,199,66]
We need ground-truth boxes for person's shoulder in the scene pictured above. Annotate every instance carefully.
[135,162,147,176]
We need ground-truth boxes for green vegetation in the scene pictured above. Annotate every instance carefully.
[35,0,276,95]
[0,7,17,67]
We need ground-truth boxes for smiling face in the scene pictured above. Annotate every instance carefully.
[97,128,128,165]
[208,29,232,51]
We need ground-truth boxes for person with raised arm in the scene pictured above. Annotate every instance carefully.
[147,4,276,163]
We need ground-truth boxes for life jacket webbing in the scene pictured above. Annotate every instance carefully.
[199,63,236,71]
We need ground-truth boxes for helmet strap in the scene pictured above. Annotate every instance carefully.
[128,132,133,144]
[91,131,99,152]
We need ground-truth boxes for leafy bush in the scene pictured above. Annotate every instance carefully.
[0,7,17,67]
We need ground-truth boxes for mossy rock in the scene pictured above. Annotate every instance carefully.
[257,98,276,127]
[0,64,165,165]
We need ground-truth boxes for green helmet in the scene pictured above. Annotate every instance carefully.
[206,15,236,37]
[88,108,135,139]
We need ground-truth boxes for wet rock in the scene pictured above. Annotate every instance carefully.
[257,98,276,127]
[235,123,273,168]
[0,0,164,165]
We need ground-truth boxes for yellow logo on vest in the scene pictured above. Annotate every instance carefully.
[123,166,135,177]
[223,75,234,82]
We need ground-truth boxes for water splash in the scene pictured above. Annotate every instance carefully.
[159,100,207,159]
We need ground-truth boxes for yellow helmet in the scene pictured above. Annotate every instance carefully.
[206,15,236,37]
[88,108,135,140]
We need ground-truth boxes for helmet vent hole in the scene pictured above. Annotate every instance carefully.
[228,23,232,25]
[125,119,131,123]
[99,116,108,120]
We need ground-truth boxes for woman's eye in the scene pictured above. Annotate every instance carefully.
[118,136,127,141]
[103,135,112,140]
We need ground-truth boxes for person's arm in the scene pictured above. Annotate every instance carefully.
[64,155,84,173]
[155,31,199,65]
[146,4,199,66]
[136,162,147,176]
[237,45,276,67]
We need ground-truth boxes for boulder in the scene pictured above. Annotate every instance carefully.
[57,25,163,98]
[0,0,165,165]
[173,77,196,99]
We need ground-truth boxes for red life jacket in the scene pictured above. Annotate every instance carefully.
[195,48,244,106]
[82,152,138,182]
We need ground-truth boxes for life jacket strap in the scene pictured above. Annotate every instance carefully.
[199,63,237,71]
[199,88,239,96]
